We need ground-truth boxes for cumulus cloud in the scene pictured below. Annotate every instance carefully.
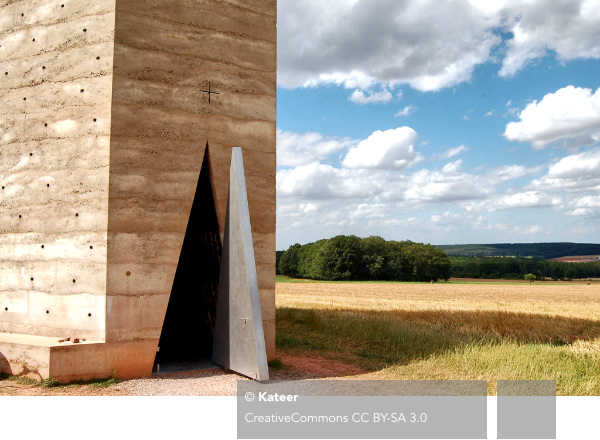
[499,0,600,77]
[504,86,600,149]
[349,88,393,104]
[463,191,560,212]
[278,0,501,92]
[277,162,384,200]
[348,203,388,220]
[528,147,600,191]
[342,127,423,169]
[395,106,415,117]
[403,161,542,205]
[403,160,488,203]
[278,0,600,95]
[489,164,542,182]
[436,145,469,160]
[563,195,600,217]
[277,129,357,167]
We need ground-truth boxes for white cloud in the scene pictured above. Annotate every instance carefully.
[348,203,387,220]
[522,225,544,235]
[504,86,600,149]
[279,1,600,96]
[349,88,393,104]
[499,0,600,77]
[342,127,423,169]
[565,195,600,217]
[404,162,541,207]
[463,191,560,212]
[488,164,542,182]
[437,145,469,159]
[277,129,357,167]
[528,147,600,192]
[404,160,488,203]
[277,162,384,200]
[278,0,501,92]
[395,106,415,117]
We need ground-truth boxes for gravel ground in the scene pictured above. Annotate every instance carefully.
[0,353,375,396]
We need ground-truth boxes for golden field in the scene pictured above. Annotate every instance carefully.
[277,280,600,319]
[275,280,600,395]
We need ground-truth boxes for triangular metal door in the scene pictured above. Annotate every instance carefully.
[212,147,269,381]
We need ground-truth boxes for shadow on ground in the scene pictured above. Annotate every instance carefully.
[276,307,600,369]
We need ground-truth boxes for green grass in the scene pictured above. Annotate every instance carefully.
[0,374,40,386]
[268,358,285,370]
[276,275,321,283]
[276,307,600,395]
[1,374,119,389]
[276,275,551,285]
[276,275,449,284]
[445,280,529,285]
[386,342,600,395]
[42,376,120,388]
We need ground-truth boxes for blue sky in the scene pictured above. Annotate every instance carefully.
[275,0,600,250]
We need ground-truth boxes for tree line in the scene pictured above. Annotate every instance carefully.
[437,242,600,259]
[277,237,600,282]
[278,235,451,282]
[449,256,600,280]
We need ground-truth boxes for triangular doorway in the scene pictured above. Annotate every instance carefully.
[155,144,221,366]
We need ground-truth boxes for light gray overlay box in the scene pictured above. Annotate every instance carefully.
[238,380,487,439]
[497,380,556,439]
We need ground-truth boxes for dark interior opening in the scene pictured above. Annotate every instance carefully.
[154,146,221,366]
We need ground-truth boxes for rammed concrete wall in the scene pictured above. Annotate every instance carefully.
[0,0,116,342]
[0,0,276,379]
[105,0,276,369]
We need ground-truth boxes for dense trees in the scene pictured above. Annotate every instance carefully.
[438,243,600,259]
[278,238,600,281]
[278,235,451,282]
[449,256,600,280]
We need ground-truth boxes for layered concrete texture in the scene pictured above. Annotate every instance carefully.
[0,0,276,381]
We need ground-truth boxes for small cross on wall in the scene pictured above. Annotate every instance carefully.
[199,81,220,104]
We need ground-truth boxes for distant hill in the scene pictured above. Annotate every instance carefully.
[436,243,600,260]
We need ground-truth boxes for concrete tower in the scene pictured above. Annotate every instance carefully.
[0,0,276,381]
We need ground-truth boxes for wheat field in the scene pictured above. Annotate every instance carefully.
[275,280,600,395]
